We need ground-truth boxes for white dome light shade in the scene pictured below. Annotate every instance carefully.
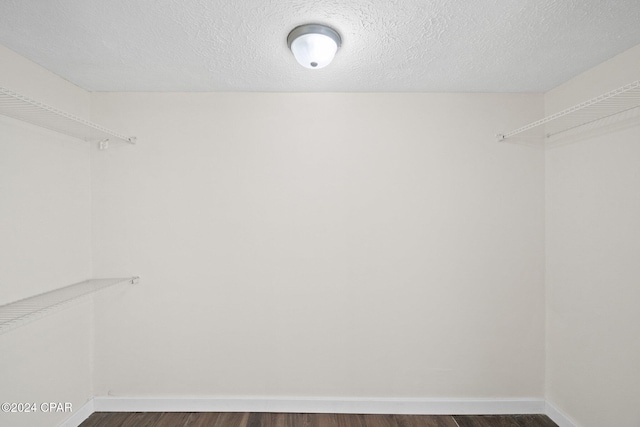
[287,24,341,69]
[290,33,337,69]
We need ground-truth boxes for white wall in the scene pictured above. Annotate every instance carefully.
[545,44,640,427]
[6,35,639,426]
[0,45,93,427]
[3,27,639,426]
[90,92,545,399]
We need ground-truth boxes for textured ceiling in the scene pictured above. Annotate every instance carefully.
[1,0,639,92]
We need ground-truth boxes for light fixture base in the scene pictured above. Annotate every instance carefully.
[287,24,342,50]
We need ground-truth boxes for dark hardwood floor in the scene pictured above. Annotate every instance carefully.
[79,412,558,427]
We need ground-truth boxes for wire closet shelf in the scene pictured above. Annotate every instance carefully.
[0,86,136,145]
[0,277,139,335]
[498,80,640,142]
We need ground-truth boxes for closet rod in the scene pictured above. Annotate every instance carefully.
[0,277,139,335]
[0,86,136,145]
[498,80,640,141]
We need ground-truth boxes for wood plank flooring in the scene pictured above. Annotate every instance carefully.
[79,412,559,427]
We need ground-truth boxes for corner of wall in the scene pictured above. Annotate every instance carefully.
[542,41,640,427]
[0,42,95,427]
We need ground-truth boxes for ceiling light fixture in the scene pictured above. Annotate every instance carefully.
[287,24,342,69]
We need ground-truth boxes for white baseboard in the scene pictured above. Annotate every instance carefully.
[545,401,580,427]
[58,396,583,427]
[93,396,545,415]
[57,398,94,427]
